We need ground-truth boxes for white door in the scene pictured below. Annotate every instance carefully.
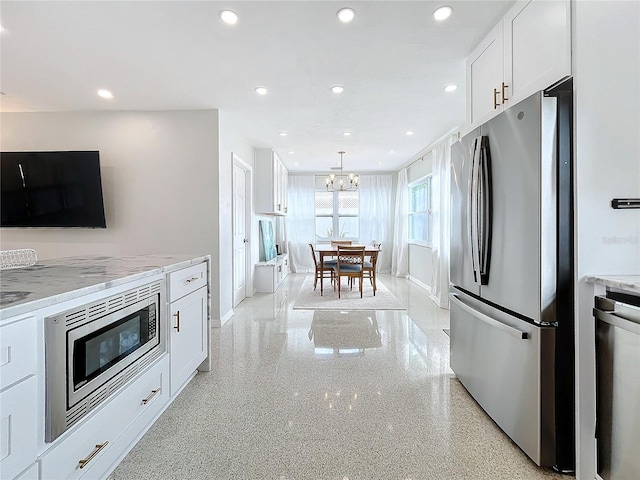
[233,162,248,307]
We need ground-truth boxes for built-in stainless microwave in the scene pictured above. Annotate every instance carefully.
[45,280,165,442]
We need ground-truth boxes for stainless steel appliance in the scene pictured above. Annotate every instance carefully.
[450,82,574,470]
[594,292,640,480]
[45,280,165,442]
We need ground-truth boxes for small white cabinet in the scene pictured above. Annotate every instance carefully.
[466,0,571,128]
[255,148,288,215]
[167,263,208,396]
[255,253,289,293]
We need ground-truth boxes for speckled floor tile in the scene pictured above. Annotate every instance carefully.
[112,274,567,480]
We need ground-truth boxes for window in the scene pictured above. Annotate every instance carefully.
[408,175,432,246]
[315,190,359,242]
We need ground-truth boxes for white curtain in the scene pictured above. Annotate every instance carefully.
[391,168,409,277]
[358,175,393,273]
[430,135,455,308]
[284,174,316,272]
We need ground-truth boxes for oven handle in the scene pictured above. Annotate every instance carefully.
[173,311,180,332]
[78,441,109,469]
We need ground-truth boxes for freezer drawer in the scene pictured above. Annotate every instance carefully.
[595,295,640,480]
[449,291,556,466]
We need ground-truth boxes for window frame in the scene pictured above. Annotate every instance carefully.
[407,174,433,247]
[314,189,360,243]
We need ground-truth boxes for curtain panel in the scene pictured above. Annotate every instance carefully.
[358,175,393,273]
[284,174,316,272]
[391,168,409,277]
[430,135,455,308]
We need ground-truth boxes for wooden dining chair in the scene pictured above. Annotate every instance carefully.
[363,244,380,296]
[330,240,352,246]
[332,245,365,298]
[309,243,335,295]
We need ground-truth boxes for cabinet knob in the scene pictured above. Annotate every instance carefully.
[501,82,509,104]
[493,88,500,109]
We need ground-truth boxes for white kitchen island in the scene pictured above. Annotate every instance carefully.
[0,254,212,480]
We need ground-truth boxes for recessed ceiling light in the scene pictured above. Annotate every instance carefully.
[377,162,382,165]
[331,85,344,94]
[288,151,294,154]
[389,150,395,154]
[444,84,458,92]
[406,131,414,136]
[337,8,355,23]
[220,10,238,25]
[294,162,299,166]
[255,86,267,95]
[343,132,352,136]
[279,132,288,137]
[433,6,453,21]
[97,89,113,99]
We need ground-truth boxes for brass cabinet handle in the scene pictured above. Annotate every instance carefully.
[78,442,109,469]
[173,311,180,332]
[186,276,199,283]
[501,82,508,104]
[493,88,500,109]
[142,388,161,405]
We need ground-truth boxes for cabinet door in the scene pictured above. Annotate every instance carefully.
[0,377,37,480]
[467,21,504,127]
[504,0,571,105]
[169,286,207,396]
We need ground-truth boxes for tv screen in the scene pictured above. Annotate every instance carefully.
[1,151,107,228]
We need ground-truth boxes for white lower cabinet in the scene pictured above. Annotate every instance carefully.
[169,286,208,396]
[255,254,289,293]
[0,377,38,480]
[39,355,169,480]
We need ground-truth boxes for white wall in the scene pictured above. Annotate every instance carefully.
[0,110,223,316]
[573,1,640,478]
[218,111,255,319]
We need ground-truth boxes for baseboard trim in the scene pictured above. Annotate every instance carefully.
[408,275,432,293]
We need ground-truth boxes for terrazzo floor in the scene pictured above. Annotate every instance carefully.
[112,273,568,480]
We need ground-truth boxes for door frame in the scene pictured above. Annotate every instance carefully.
[232,153,253,303]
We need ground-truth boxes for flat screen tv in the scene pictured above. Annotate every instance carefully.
[1,151,107,228]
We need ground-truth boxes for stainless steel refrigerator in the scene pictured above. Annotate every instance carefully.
[450,84,574,471]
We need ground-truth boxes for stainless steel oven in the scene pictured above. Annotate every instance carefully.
[45,280,165,442]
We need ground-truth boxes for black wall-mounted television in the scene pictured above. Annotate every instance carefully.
[1,151,107,228]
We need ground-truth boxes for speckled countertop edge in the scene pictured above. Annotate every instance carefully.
[0,254,210,320]
[585,275,640,294]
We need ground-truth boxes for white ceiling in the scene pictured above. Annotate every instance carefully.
[0,1,514,172]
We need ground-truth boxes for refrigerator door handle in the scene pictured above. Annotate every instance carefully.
[450,293,529,340]
[477,136,492,285]
[470,137,481,284]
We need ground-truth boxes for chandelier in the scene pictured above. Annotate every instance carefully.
[325,151,359,191]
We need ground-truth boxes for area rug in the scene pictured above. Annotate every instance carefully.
[293,276,406,310]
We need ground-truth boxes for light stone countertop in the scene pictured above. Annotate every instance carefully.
[0,254,209,320]
[585,275,640,295]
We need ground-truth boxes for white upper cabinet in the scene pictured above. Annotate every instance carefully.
[467,21,505,127]
[466,0,571,128]
[504,0,571,105]
[255,148,288,215]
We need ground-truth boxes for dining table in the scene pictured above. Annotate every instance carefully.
[314,244,381,295]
